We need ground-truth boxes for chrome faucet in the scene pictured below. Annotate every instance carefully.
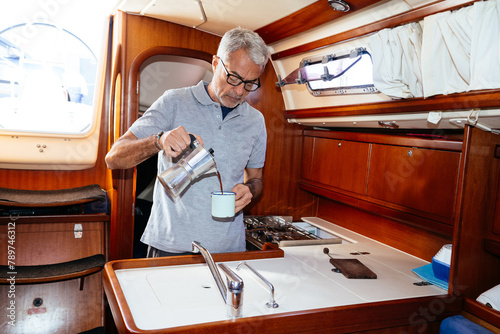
[237,261,279,309]
[192,241,244,318]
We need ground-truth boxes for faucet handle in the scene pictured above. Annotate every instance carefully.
[218,263,244,318]
[218,263,244,292]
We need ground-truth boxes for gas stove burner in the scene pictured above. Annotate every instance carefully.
[244,215,342,250]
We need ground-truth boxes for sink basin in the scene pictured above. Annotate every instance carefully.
[115,263,231,330]
[104,221,447,333]
[113,254,363,330]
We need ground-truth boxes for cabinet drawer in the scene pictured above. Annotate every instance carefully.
[367,144,461,220]
[0,218,106,266]
[303,137,370,195]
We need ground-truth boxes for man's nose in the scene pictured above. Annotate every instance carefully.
[234,83,246,96]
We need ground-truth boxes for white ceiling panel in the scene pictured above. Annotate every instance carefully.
[118,0,317,36]
[139,0,206,28]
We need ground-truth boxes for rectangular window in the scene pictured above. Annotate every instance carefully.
[294,48,378,96]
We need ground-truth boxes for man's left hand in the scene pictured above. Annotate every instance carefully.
[232,183,254,213]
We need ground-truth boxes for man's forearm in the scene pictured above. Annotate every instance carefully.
[244,178,263,198]
[105,134,160,170]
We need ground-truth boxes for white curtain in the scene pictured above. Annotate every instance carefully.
[369,0,500,99]
[421,9,472,97]
[369,23,423,98]
[470,0,500,90]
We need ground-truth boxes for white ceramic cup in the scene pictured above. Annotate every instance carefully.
[211,191,236,218]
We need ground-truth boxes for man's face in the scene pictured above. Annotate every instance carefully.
[209,49,263,108]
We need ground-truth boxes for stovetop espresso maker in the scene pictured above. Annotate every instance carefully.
[158,134,217,197]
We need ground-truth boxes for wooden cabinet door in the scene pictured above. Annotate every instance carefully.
[367,144,461,221]
[302,137,370,195]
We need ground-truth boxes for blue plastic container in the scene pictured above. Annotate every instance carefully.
[432,257,450,282]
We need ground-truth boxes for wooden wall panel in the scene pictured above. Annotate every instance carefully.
[452,126,500,300]
[317,198,451,261]
[255,0,381,44]
[0,273,103,334]
[244,63,316,220]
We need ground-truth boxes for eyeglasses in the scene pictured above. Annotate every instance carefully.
[218,57,261,92]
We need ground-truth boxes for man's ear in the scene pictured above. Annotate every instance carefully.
[212,55,219,72]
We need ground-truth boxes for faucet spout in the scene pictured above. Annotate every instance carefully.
[192,241,244,318]
[192,241,227,303]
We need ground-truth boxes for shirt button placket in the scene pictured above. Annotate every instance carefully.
[215,105,222,130]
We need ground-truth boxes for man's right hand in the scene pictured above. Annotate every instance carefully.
[160,126,204,158]
[105,126,204,170]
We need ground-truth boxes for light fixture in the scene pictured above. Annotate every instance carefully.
[328,0,350,12]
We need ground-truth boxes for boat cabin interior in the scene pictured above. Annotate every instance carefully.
[1,0,500,333]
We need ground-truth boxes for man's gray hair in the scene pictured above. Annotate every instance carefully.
[217,27,269,67]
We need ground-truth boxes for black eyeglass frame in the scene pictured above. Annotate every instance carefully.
[218,57,261,92]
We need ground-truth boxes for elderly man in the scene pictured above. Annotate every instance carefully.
[105,27,269,257]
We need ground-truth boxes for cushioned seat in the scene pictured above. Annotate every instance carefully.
[0,254,105,284]
[440,315,493,334]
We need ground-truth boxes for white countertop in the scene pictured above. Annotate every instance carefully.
[114,218,446,330]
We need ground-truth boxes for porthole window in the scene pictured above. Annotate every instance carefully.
[277,47,378,96]
[0,22,97,134]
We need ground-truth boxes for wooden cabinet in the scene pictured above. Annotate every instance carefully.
[300,130,463,235]
[302,136,370,195]
[494,185,500,236]
[453,127,500,329]
[0,214,108,334]
[367,144,461,221]
[493,145,500,236]
[0,216,106,266]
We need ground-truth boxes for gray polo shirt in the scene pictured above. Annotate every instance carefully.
[130,81,267,253]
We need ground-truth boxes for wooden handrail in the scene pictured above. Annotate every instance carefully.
[284,89,500,118]
[255,0,381,45]
[272,0,478,61]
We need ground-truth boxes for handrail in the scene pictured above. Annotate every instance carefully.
[109,43,122,146]
[272,0,478,61]
[284,89,500,119]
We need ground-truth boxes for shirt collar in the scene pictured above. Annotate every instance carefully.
[193,80,245,115]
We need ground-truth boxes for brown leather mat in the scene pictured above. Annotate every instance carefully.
[0,184,105,207]
[329,258,377,279]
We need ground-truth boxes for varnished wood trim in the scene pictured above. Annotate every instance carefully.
[484,239,500,258]
[464,297,500,329]
[304,129,463,151]
[127,46,213,127]
[285,89,500,118]
[109,42,122,147]
[452,126,500,301]
[0,267,102,285]
[317,198,452,260]
[106,246,284,272]
[255,0,381,45]
[272,0,478,60]
[0,199,94,208]
[300,181,454,236]
[0,214,110,224]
